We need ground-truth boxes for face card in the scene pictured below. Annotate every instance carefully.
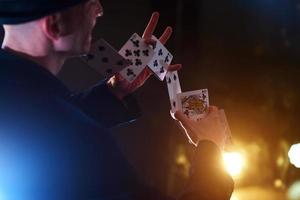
[81,39,130,78]
[148,36,173,81]
[165,71,182,112]
[119,33,155,82]
[176,89,209,121]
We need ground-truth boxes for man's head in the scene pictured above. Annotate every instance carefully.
[37,0,103,55]
[1,0,103,57]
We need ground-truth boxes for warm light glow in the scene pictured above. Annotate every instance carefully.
[230,195,239,200]
[276,156,284,167]
[288,181,300,200]
[176,154,188,165]
[274,179,283,189]
[288,143,300,168]
[223,152,245,177]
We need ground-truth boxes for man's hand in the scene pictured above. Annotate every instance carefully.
[107,12,182,100]
[175,106,227,150]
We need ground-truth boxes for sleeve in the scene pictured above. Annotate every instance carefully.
[69,80,142,128]
[178,141,234,200]
[132,141,233,200]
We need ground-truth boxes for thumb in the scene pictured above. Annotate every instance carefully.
[174,111,191,128]
[166,64,182,72]
[175,111,200,146]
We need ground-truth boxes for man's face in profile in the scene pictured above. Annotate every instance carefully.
[60,0,103,55]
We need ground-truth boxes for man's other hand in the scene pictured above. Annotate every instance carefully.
[174,106,227,150]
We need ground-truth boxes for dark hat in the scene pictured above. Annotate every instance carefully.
[0,0,88,25]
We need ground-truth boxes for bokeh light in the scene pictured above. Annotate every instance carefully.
[223,152,245,178]
[274,179,284,189]
[230,195,239,200]
[288,181,300,200]
[288,143,300,168]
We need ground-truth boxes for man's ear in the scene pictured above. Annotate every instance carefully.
[40,14,62,41]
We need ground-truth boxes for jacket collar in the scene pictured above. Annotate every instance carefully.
[0,49,70,97]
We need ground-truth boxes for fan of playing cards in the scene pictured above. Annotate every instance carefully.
[81,32,231,142]
[81,33,172,82]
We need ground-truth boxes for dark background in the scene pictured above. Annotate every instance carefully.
[2,0,300,196]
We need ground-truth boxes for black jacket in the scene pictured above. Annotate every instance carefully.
[0,49,233,200]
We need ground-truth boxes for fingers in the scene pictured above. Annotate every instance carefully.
[144,38,157,46]
[207,106,219,115]
[138,67,153,82]
[159,26,173,45]
[143,12,172,48]
[143,12,160,40]
[176,106,219,122]
[166,64,182,72]
[131,67,153,89]
[174,111,191,128]
[170,110,176,120]
[175,111,199,145]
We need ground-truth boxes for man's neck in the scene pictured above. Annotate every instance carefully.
[2,35,66,76]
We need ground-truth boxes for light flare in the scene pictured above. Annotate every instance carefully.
[288,143,300,168]
[223,152,245,178]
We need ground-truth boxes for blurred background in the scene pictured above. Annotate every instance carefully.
[2,0,300,199]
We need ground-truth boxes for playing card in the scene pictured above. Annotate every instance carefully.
[119,33,155,82]
[81,39,130,78]
[166,71,182,112]
[176,89,209,121]
[148,36,173,81]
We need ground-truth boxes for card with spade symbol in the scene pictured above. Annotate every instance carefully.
[119,33,155,83]
[81,39,130,78]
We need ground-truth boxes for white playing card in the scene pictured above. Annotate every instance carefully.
[166,71,182,112]
[119,33,155,83]
[148,36,173,81]
[176,89,209,121]
[81,39,130,78]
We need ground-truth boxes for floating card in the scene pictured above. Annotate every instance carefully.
[81,39,130,78]
[166,71,182,112]
[119,33,155,83]
[148,36,173,81]
[176,89,209,121]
